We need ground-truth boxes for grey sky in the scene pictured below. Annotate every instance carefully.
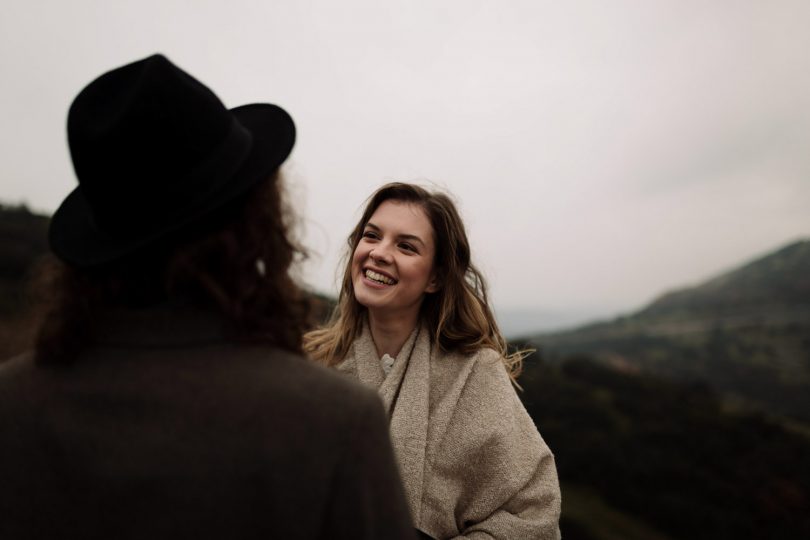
[2,0,809,326]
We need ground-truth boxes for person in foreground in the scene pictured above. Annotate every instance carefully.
[305,183,562,539]
[0,54,415,540]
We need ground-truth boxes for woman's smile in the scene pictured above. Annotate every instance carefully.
[362,267,397,286]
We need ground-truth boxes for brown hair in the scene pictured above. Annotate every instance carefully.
[35,171,311,365]
[304,182,525,379]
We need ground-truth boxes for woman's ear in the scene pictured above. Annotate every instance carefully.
[425,273,440,294]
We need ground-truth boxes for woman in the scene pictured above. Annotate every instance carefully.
[305,183,562,539]
[0,55,415,540]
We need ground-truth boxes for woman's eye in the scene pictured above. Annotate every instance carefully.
[362,231,379,240]
[399,243,416,252]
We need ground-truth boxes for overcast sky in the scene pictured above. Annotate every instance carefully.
[2,0,809,329]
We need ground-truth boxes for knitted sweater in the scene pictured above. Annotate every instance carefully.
[338,324,561,539]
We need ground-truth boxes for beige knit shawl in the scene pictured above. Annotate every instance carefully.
[338,324,561,539]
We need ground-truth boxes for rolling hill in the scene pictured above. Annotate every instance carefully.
[525,239,810,423]
[0,204,49,359]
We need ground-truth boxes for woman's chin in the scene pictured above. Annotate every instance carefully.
[356,293,390,311]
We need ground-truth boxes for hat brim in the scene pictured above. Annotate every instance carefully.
[49,103,295,268]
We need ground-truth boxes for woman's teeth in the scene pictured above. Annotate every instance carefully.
[365,269,396,285]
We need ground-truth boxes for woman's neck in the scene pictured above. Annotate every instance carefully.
[367,309,419,358]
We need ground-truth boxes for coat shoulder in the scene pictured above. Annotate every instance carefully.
[0,352,36,414]
[221,344,385,424]
[0,350,35,376]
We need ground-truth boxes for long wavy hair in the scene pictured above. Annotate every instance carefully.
[34,171,311,365]
[304,182,525,379]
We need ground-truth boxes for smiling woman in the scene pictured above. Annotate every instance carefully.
[304,182,562,540]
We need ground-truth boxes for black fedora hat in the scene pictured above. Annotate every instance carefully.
[49,54,295,268]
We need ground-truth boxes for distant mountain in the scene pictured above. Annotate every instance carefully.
[641,239,810,319]
[515,239,810,538]
[525,239,810,423]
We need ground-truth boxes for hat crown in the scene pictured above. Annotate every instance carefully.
[67,55,248,233]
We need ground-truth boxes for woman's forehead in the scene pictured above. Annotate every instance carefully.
[367,200,434,241]
[368,200,428,226]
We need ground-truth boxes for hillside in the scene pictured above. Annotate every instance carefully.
[641,239,810,318]
[527,239,810,423]
[0,204,50,359]
[0,204,49,314]
[517,355,810,540]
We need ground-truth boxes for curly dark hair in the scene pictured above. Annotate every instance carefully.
[34,171,311,365]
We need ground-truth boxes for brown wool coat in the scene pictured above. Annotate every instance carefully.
[0,304,415,540]
[338,324,562,539]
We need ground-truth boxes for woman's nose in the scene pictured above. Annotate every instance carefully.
[369,246,392,264]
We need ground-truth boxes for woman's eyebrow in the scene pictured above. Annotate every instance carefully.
[365,222,426,247]
[397,233,425,247]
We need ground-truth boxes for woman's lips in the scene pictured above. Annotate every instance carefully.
[364,268,396,285]
[360,268,397,289]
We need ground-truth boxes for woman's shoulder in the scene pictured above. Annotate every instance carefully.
[429,345,513,403]
[425,345,543,463]
[469,346,507,370]
[435,345,507,377]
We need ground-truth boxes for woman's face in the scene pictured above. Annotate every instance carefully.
[351,200,438,322]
